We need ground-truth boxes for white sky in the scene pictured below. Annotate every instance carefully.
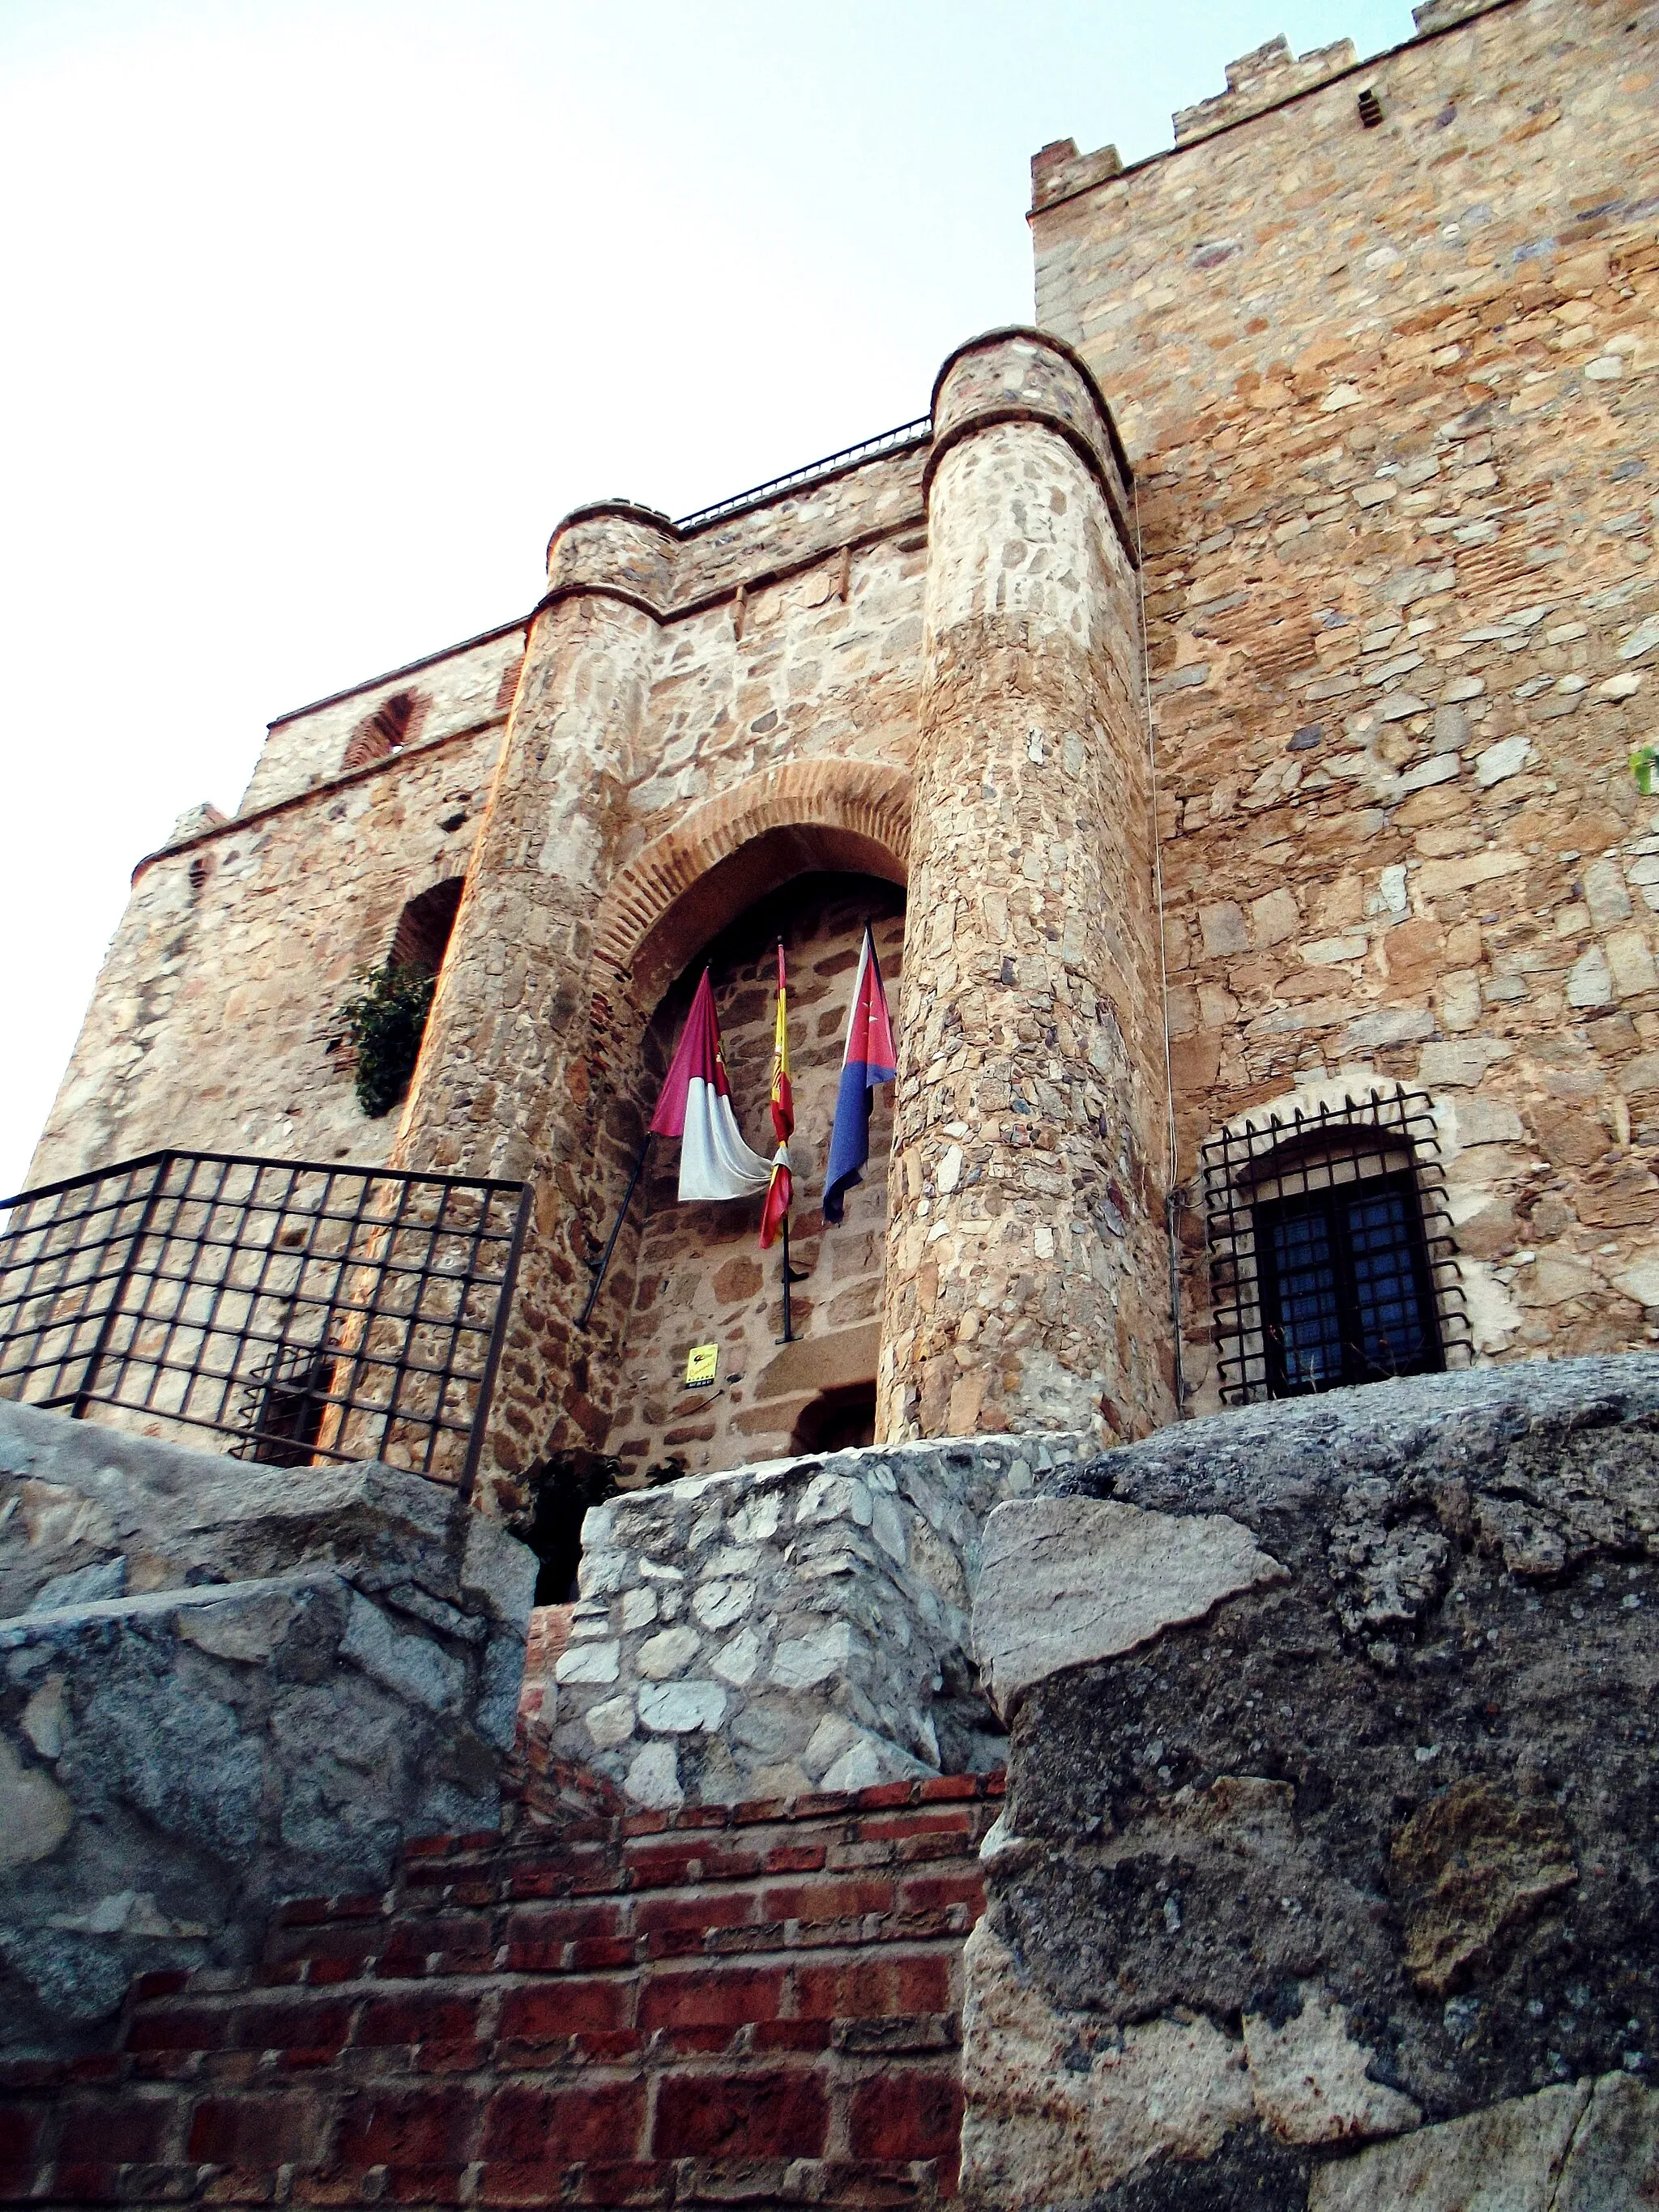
[0,0,1416,1193]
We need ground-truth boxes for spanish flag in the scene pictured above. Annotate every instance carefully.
[759,943,793,1249]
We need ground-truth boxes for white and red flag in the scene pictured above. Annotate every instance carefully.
[759,943,793,1249]
[650,969,772,1203]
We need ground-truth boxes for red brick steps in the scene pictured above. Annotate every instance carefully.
[1,1774,1000,2209]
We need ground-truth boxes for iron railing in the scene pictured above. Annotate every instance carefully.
[1198,1085,1472,1405]
[0,1149,530,1498]
[675,417,932,535]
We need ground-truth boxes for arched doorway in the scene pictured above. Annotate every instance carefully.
[601,869,903,1484]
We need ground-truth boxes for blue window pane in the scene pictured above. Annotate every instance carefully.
[1257,1171,1439,1396]
[1269,1207,1342,1388]
[1345,1188,1427,1374]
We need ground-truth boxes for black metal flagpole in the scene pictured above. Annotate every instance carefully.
[778,1213,808,1345]
[578,1140,650,1332]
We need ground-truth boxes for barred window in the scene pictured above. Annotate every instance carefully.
[1201,1086,1470,1404]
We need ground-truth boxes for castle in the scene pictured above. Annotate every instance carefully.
[5,2,1659,2202]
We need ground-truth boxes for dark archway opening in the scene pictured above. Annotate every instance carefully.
[791,1382,877,1456]
[390,876,464,978]
[522,1452,621,1605]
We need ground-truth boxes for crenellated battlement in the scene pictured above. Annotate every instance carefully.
[1171,31,1358,146]
[1030,0,1514,212]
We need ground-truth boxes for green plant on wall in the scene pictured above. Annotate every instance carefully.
[1632,745,1659,797]
[335,962,437,1119]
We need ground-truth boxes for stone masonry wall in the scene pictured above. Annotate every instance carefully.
[387,455,936,1516]
[1032,0,1659,1408]
[962,1354,1659,2206]
[545,1432,1085,1813]
[26,718,502,1187]
[883,335,1172,1448]
[238,624,526,817]
[602,876,905,1483]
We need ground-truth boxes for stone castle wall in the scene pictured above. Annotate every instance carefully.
[1031,0,1659,1409]
[26,715,505,1187]
[238,622,526,816]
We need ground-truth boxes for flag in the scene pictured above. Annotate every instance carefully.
[650,970,772,1202]
[760,944,793,1249]
[768,942,794,1145]
[822,924,898,1225]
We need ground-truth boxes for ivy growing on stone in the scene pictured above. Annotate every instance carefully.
[335,961,437,1118]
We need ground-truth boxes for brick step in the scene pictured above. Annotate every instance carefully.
[1,1775,1000,2209]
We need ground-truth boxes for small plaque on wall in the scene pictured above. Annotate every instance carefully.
[684,1344,719,1388]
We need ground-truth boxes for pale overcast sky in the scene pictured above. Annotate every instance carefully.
[0,0,1416,1192]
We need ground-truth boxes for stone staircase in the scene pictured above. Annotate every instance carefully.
[1,1771,1000,2208]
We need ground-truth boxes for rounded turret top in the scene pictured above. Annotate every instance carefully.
[928,328,1131,545]
[544,501,678,607]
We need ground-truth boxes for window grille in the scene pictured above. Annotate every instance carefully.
[0,1149,529,1497]
[1199,1085,1470,1404]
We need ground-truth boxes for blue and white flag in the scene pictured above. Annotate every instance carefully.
[822,925,898,1225]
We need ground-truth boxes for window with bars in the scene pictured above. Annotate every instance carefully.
[1199,1086,1470,1405]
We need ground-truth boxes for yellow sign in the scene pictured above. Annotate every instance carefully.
[684,1344,719,1388]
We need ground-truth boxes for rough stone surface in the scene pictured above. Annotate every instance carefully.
[1308,2073,1659,2211]
[974,1495,1286,1715]
[1243,1983,1423,2146]
[542,1431,1085,1804]
[962,1919,1253,2206]
[0,1404,535,2058]
[966,1358,1659,2206]
[885,338,1172,1451]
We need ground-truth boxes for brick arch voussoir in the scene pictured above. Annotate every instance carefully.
[590,759,912,1034]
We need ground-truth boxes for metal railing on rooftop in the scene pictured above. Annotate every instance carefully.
[0,1149,529,1500]
[674,416,932,535]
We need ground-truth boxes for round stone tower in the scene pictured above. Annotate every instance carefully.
[392,502,676,1510]
[877,330,1174,1447]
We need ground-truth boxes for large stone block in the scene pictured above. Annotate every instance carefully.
[964,1357,1659,2207]
[0,1404,535,2058]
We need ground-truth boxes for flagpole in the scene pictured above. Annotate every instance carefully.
[578,1139,650,1332]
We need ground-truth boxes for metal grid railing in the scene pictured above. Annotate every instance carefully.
[0,1149,529,1497]
[675,417,932,535]
[1198,1085,1471,1405]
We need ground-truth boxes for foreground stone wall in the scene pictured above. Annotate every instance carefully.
[0,1403,534,2057]
[963,1353,1659,2205]
[1033,0,1659,1406]
[547,1432,1087,1810]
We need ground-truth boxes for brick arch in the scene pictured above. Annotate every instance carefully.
[592,757,912,1018]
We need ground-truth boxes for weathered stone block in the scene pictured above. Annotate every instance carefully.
[0,1404,534,2059]
[965,1359,1659,2207]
